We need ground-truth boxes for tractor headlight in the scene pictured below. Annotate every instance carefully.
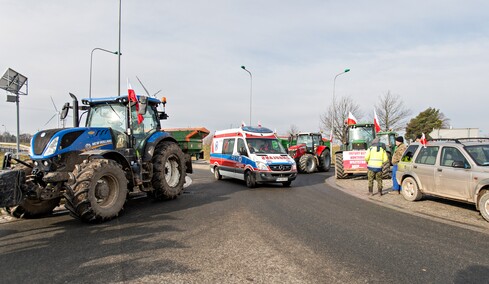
[256,161,269,171]
[44,137,59,156]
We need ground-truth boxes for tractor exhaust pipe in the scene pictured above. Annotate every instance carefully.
[69,93,79,127]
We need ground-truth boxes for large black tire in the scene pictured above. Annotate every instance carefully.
[150,141,186,200]
[245,171,256,188]
[64,159,128,223]
[318,149,331,172]
[335,153,347,179]
[9,198,62,218]
[6,161,61,218]
[299,154,317,173]
[401,176,423,201]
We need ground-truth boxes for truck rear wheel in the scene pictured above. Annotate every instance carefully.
[299,154,316,173]
[65,159,128,223]
[318,149,331,172]
[335,153,347,179]
[151,141,186,200]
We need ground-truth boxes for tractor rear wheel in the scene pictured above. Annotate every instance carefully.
[65,159,128,223]
[151,141,186,200]
[318,149,331,172]
[335,153,347,179]
[299,154,317,173]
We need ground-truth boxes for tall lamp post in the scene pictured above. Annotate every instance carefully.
[241,66,253,126]
[331,68,350,142]
[89,48,119,98]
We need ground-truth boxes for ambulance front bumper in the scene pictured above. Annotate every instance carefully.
[254,171,297,183]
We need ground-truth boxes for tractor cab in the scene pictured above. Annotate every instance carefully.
[344,123,376,150]
[82,96,163,151]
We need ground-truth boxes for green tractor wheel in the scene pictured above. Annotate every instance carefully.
[335,153,347,179]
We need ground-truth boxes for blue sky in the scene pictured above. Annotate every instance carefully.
[1,1,488,136]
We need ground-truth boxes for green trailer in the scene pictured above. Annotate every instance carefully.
[165,127,210,160]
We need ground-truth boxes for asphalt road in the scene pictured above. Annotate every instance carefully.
[1,166,489,283]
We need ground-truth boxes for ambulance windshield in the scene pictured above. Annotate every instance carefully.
[247,138,286,154]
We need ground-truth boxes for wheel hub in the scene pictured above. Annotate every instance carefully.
[95,180,110,199]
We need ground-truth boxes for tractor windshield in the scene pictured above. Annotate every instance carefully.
[88,103,127,133]
[247,138,287,154]
[348,126,374,145]
[297,135,313,148]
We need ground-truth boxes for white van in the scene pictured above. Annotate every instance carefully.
[210,126,297,188]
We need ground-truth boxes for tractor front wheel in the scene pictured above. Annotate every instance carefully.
[151,141,186,200]
[8,197,61,218]
[318,149,331,172]
[335,153,347,179]
[65,159,128,223]
[299,154,317,173]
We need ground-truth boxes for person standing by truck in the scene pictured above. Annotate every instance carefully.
[365,138,388,196]
[391,136,407,193]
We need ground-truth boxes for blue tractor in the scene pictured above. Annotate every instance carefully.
[0,93,191,223]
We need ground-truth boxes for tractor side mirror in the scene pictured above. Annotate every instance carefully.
[158,111,168,120]
[138,96,148,115]
[60,102,70,120]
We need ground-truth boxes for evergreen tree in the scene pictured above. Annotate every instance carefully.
[405,107,450,140]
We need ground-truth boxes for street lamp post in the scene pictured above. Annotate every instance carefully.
[89,48,119,99]
[331,68,350,141]
[241,66,253,126]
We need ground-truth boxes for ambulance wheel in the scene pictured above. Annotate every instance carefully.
[245,171,256,188]
[214,167,222,180]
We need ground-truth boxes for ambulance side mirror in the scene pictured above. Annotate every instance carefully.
[239,147,248,156]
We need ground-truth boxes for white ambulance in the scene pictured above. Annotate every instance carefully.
[210,126,297,188]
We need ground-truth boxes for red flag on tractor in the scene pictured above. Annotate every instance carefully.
[127,81,144,124]
[373,109,381,133]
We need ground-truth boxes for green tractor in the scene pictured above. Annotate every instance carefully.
[376,130,398,165]
[334,123,389,179]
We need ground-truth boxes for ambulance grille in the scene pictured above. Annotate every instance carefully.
[269,165,292,171]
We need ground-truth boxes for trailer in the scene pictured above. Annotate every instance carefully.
[165,127,210,160]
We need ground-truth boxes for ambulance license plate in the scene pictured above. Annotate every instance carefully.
[276,177,288,182]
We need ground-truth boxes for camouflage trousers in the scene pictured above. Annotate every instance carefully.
[367,170,383,191]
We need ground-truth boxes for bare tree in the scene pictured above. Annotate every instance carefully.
[286,124,300,137]
[374,91,411,132]
[320,96,363,144]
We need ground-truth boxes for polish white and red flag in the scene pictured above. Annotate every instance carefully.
[329,129,333,143]
[373,109,381,133]
[420,133,427,148]
[347,112,357,125]
[127,80,144,124]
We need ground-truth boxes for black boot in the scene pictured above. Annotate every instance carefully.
[378,188,383,196]
[368,187,373,196]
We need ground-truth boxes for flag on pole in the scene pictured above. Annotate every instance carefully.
[420,133,427,148]
[373,109,381,133]
[258,121,262,128]
[347,112,357,125]
[127,80,144,124]
[241,121,246,127]
[329,129,333,143]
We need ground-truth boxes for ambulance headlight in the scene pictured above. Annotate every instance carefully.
[256,161,269,171]
[44,137,59,156]
[291,163,297,171]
